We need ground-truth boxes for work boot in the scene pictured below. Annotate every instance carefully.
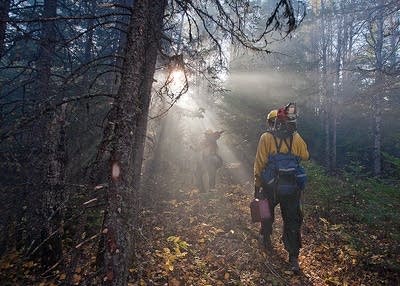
[260,234,273,251]
[289,256,300,273]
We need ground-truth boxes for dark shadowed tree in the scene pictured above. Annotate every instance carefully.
[31,0,66,267]
[98,1,168,285]
[0,0,10,59]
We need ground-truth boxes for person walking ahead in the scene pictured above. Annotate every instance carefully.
[196,129,224,191]
[254,104,309,272]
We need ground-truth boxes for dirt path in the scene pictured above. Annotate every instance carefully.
[131,170,320,286]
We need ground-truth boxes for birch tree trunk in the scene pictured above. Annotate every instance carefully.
[320,0,331,170]
[332,14,344,171]
[373,1,384,176]
[98,1,167,285]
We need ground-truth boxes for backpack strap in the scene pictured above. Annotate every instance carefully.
[284,135,293,154]
[275,134,293,154]
[272,134,284,153]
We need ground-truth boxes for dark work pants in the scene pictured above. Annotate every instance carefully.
[261,188,303,258]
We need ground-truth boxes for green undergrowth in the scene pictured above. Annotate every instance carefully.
[304,160,400,241]
[305,162,400,252]
[302,161,400,279]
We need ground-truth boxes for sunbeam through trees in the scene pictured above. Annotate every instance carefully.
[0,0,399,285]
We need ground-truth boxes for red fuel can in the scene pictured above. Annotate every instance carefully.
[250,199,271,222]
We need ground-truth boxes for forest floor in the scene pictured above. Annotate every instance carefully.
[0,166,398,285]
[130,165,400,286]
[0,162,398,286]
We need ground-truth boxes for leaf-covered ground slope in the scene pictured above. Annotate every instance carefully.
[130,170,400,286]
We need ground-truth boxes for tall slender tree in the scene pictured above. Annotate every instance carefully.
[0,0,10,59]
[372,0,385,176]
[31,0,65,266]
[320,0,331,170]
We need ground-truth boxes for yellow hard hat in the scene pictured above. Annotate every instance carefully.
[267,110,278,121]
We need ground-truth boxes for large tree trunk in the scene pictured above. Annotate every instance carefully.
[98,1,167,285]
[26,0,66,267]
[114,0,134,86]
[39,0,65,267]
[41,104,67,266]
[88,0,135,184]
[0,0,11,59]
[36,0,57,100]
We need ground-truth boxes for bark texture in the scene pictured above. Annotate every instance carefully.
[27,0,66,266]
[99,1,167,285]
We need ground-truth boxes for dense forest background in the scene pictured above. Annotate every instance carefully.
[0,0,399,285]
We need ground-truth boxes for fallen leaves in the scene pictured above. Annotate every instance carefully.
[73,273,82,285]
[4,172,397,285]
[155,236,190,273]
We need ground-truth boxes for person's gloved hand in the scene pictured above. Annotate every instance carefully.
[254,186,261,199]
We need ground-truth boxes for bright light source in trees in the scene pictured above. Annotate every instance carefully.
[169,69,186,91]
[165,68,187,96]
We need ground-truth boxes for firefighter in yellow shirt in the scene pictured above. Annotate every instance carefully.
[254,106,309,273]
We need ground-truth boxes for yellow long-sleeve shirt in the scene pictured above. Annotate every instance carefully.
[254,132,309,187]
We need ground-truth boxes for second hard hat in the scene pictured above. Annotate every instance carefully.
[267,109,278,121]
